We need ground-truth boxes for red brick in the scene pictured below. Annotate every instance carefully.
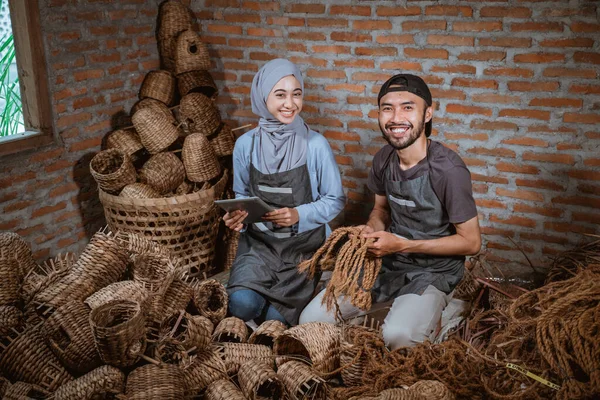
[458,51,506,61]
[248,52,276,61]
[347,120,379,131]
[56,112,92,129]
[480,6,531,18]
[31,202,67,219]
[345,169,369,179]
[242,1,279,11]
[342,179,358,189]
[446,104,492,116]
[376,6,420,16]
[427,35,474,46]
[472,94,520,104]
[467,147,515,158]
[45,160,72,173]
[490,215,536,228]
[508,81,560,92]
[404,48,448,59]
[570,84,600,95]
[305,117,343,127]
[307,18,348,27]
[357,47,397,57]
[514,53,565,63]
[403,21,446,31]
[584,158,600,167]
[471,173,508,184]
[352,72,392,82]
[312,45,350,54]
[431,65,476,75]
[514,203,563,218]
[511,22,563,32]
[544,67,597,79]
[502,137,549,147]
[335,59,375,69]
[330,5,371,16]
[354,20,392,31]
[69,137,102,152]
[499,109,551,121]
[521,232,568,245]
[425,5,473,17]
[432,89,467,100]
[462,157,486,167]
[569,170,600,181]
[90,26,119,36]
[522,152,575,165]
[376,34,415,45]
[470,120,518,131]
[540,38,595,48]
[106,38,133,49]
[578,183,600,196]
[108,10,136,20]
[73,69,104,82]
[472,184,488,194]
[323,130,361,141]
[556,143,582,151]
[124,25,153,35]
[325,84,365,93]
[572,212,600,225]
[496,162,539,174]
[571,22,600,33]
[266,17,304,26]
[478,37,531,48]
[286,4,325,13]
[0,219,20,230]
[207,24,243,34]
[289,56,328,67]
[336,155,353,166]
[480,226,515,237]
[229,38,263,47]
[451,78,498,89]
[544,222,596,234]
[247,27,283,37]
[529,97,583,108]
[331,32,372,42]
[453,21,502,32]
[3,200,35,213]
[475,199,507,209]
[224,13,261,23]
[497,188,544,202]
[574,51,600,64]
[380,61,422,71]
[564,113,600,124]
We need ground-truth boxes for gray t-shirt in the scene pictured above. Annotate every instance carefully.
[367,140,478,224]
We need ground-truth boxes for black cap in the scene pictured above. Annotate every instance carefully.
[378,74,433,137]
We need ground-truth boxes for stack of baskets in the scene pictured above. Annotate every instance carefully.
[93,0,240,279]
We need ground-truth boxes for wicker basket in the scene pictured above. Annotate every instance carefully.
[99,171,228,281]
[0,305,23,336]
[274,322,340,374]
[139,152,186,194]
[238,361,283,400]
[211,124,236,158]
[42,300,102,374]
[157,0,193,72]
[120,183,161,199]
[193,279,228,324]
[140,70,176,105]
[115,231,172,257]
[407,380,454,400]
[222,229,240,272]
[248,320,287,348]
[131,97,175,122]
[84,280,149,312]
[161,311,214,352]
[213,316,248,343]
[1,381,51,399]
[277,361,326,400]
[182,346,228,393]
[0,376,8,397]
[0,257,21,306]
[160,279,194,319]
[126,363,187,400]
[177,70,218,99]
[89,299,146,368]
[105,128,144,159]
[0,324,73,392]
[52,365,125,400]
[217,342,272,375]
[205,379,246,400]
[175,179,195,195]
[0,232,38,279]
[89,149,137,195]
[132,108,180,154]
[180,93,221,136]
[132,252,176,293]
[21,252,75,306]
[182,132,221,182]
[174,30,210,74]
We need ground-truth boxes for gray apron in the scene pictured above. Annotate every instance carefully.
[372,143,464,304]
[227,135,326,325]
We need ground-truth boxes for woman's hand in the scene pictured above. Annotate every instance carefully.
[263,207,299,227]
[223,210,247,232]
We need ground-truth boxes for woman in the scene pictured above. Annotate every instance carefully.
[223,59,345,326]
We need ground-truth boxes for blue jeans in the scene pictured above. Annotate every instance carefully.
[228,289,287,324]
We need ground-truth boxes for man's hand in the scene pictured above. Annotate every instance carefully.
[356,224,374,235]
[363,231,410,257]
[262,207,299,227]
[223,210,247,232]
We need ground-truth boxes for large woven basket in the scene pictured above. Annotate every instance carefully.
[99,171,228,280]
[238,361,283,400]
[174,29,210,74]
[180,93,221,136]
[89,299,146,368]
[182,132,221,182]
[213,316,248,343]
[139,70,176,105]
[42,300,102,374]
[132,108,180,154]
[90,149,137,195]
[51,365,125,400]
[177,70,218,99]
[0,257,21,306]
[216,342,272,375]
[274,322,340,374]
[126,363,187,400]
[1,381,51,399]
[210,124,236,158]
[277,361,326,400]
[105,128,144,160]
[139,152,186,195]
[182,346,228,393]
[248,320,287,348]
[205,379,246,400]
[192,279,228,324]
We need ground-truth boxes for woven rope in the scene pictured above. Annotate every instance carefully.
[52,365,125,400]
[89,149,137,195]
[182,132,222,182]
[174,29,211,74]
[177,70,218,99]
[193,279,228,325]
[213,316,248,343]
[277,360,327,400]
[139,70,176,105]
[205,379,246,400]
[248,319,287,347]
[238,361,283,400]
[125,363,186,400]
[132,108,179,154]
[157,312,214,360]
[180,92,221,136]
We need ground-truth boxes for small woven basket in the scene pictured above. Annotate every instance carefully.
[160,279,194,320]
[192,279,228,324]
[1,381,50,399]
[84,280,149,312]
[42,300,102,374]
[211,124,236,158]
[0,232,38,278]
[161,311,214,353]
[277,361,326,400]
[0,257,21,306]
[180,93,221,136]
[120,183,161,199]
[115,231,172,258]
[182,346,228,393]
[177,70,218,99]
[205,379,246,400]
[132,252,176,293]
[51,365,125,400]
[182,132,222,182]
[89,299,146,368]
[0,305,23,336]
[139,152,186,194]
[213,316,248,343]
[126,363,187,400]
[157,1,193,72]
[21,252,75,306]
[248,320,287,348]
[238,361,283,400]
[217,342,272,375]
[174,29,211,74]
[132,108,180,154]
[274,322,340,374]
[140,70,176,105]
[0,324,73,392]
[131,97,175,122]
[105,128,144,159]
[90,149,137,195]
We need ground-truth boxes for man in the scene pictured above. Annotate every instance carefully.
[299,74,481,350]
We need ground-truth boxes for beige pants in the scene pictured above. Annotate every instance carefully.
[298,285,449,350]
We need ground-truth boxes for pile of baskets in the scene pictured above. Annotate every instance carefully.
[92,0,240,278]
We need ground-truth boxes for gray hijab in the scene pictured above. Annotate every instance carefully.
[251,58,309,174]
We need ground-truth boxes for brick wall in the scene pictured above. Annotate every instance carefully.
[0,0,598,273]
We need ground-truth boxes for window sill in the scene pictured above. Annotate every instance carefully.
[0,130,55,157]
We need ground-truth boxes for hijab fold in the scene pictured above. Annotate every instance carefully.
[251,59,309,174]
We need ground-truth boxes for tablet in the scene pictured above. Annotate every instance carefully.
[215,197,275,224]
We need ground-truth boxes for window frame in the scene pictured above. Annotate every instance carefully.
[0,0,53,156]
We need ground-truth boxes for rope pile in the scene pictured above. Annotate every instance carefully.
[298,227,382,311]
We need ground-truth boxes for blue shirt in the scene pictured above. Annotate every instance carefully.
[233,128,346,235]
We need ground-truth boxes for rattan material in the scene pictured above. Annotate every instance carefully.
[0,232,38,279]
[126,363,187,400]
[193,279,228,325]
[84,280,149,313]
[114,231,172,257]
[0,324,73,392]
[52,365,125,400]
[180,93,221,136]
[211,124,235,158]
[0,376,8,397]
[217,343,272,375]
[238,361,283,400]
[277,361,326,400]
[175,179,195,195]
[182,346,228,393]
[174,30,210,75]
[1,381,50,399]
[408,380,454,400]
[100,171,228,280]
[157,1,193,72]
[139,152,186,194]
[248,320,287,348]
[223,229,240,272]
[340,325,382,387]
[0,257,20,306]
[21,252,75,306]
[274,322,340,374]
[213,316,248,343]
[139,70,176,105]
[177,70,218,99]
[132,108,180,154]
[89,299,146,368]
[132,252,176,292]
[161,311,214,352]
[160,279,194,319]
[0,305,22,336]
[105,128,144,159]
[205,379,246,400]
[42,301,101,374]
[131,97,175,122]
[90,149,137,195]
[182,132,221,182]
[120,183,161,199]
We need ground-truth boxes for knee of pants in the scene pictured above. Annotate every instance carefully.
[382,323,428,350]
[228,290,265,321]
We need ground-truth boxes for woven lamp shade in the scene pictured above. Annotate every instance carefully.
[90,149,137,195]
[174,30,210,75]
[0,231,39,278]
[238,362,283,400]
[84,280,149,312]
[213,316,248,343]
[131,97,175,122]
[277,361,326,400]
[120,183,161,199]
[160,311,214,352]
[21,252,75,307]
[205,379,246,400]
[132,252,176,321]
[180,93,221,136]
[132,108,180,154]
[248,320,287,348]
[217,342,272,375]
[126,363,187,400]
[140,70,176,106]
[159,279,194,320]
[105,128,144,159]
[157,0,192,72]
[192,279,228,325]
[51,365,125,400]
[210,124,236,158]
[182,132,222,182]
[139,152,186,194]
[177,70,218,99]
[182,346,228,393]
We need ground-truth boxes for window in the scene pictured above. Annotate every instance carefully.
[0,0,53,156]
